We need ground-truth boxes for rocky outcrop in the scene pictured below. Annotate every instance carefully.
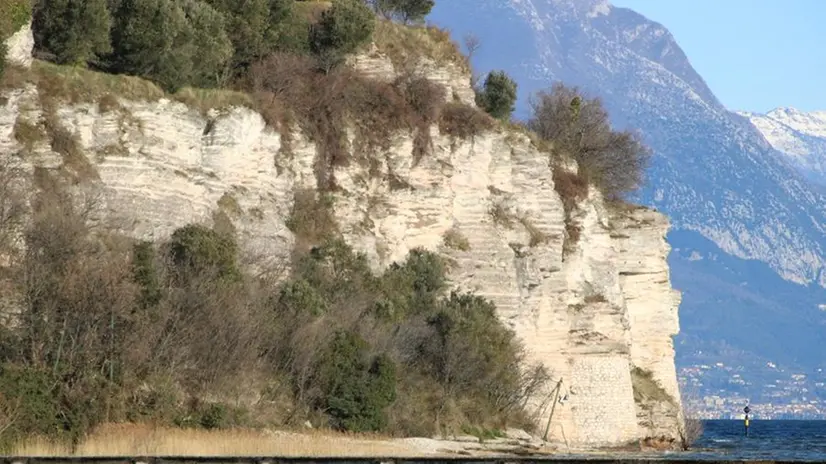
[0,34,684,449]
[2,20,34,68]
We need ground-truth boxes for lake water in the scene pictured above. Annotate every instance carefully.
[676,420,826,461]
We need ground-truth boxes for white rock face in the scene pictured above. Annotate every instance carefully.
[3,21,34,68]
[349,46,476,106]
[0,58,684,448]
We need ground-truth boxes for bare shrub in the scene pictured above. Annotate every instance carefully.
[488,201,514,228]
[584,294,607,304]
[463,33,481,87]
[12,117,46,152]
[528,82,651,200]
[679,385,705,449]
[250,53,449,187]
[518,216,548,247]
[285,189,339,254]
[442,228,470,251]
[0,155,27,262]
[682,417,704,449]
[396,72,445,163]
[564,221,581,255]
[552,165,588,254]
[438,102,494,139]
[97,94,121,114]
[42,114,100,181]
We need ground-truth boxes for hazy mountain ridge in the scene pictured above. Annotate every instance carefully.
[428,0,826,288]
[427,0,826,402]
[742,108,826,188]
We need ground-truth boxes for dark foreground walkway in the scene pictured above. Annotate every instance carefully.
[1,457,822,464]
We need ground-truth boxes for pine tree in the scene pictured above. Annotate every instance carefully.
[476,70,518,121]
[33,0,112,66]
[310,0,375,72]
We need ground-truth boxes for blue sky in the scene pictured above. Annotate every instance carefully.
[611,0,825,113]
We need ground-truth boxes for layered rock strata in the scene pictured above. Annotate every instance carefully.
[1,25,684,448]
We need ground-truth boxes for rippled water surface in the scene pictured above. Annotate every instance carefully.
[676,420,826,461]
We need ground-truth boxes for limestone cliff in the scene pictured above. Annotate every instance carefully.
[1,26,684,448]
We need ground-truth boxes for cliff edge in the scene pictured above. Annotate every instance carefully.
[1,21,684,449]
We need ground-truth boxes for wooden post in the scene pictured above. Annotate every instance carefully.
[543,379,563,441]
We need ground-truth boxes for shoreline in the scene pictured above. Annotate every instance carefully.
[5,424,690,459]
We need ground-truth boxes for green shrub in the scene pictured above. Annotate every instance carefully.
[0,43,6,79]
[202,0,294,73]
[276,278,328,317]
[273,5,312,54]
[420,291,541,421]
[317,331,397,432]
[0,364,62,451]
[310,0,375,71]
[379,248,447,317]
[132,240,162,309]
[108,0,193,91]
[168,223,240,280]
[476,70,517,121]
[180,0,233,88]
[108,0,231,91]
[199,403,227,429]
[292,239,376,302]
[32,0,112,66]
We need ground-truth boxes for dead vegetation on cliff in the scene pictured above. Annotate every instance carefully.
[371,20,470,74]
[247,52,468,189]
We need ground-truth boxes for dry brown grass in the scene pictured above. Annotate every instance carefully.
[173,87,255,115]
[0,63,29,92]
[31,60,165,105]
[3,61,254,116]
[371,20,469,73]
[631,367,674,405]
[10,423,420,457]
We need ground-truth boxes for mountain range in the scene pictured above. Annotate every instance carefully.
[426,0,826,411]
[742,108,826,189]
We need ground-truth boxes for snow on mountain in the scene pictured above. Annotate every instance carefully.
[427,0,826,386]
[429,0,826,288]
[741,108,826,187]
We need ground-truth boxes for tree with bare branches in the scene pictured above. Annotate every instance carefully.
[528,82,651,200]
